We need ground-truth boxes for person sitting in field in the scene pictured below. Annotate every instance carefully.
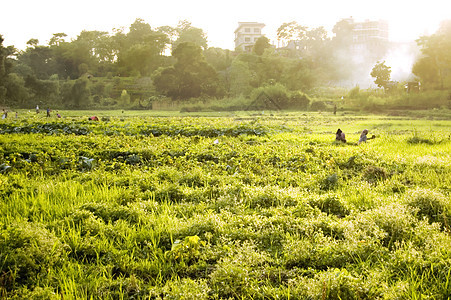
[358,129,376,144]
[335,128,346,143]
[89,116,99,121]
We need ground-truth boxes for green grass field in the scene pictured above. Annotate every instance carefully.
[0,111,450,299]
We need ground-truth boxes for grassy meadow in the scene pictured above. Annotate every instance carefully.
[0,110,451,299]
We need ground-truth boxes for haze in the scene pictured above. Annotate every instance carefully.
[2,0,450,50]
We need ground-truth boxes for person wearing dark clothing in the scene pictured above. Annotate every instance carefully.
[335,129,346,143]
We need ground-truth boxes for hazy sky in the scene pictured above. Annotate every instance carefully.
[1,0,450,50]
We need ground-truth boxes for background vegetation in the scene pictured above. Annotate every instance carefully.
[2,19,451,113]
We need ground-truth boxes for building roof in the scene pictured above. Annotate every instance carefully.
[234,22,265,33]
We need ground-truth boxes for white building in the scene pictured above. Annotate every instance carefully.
[234,22,265,51]
[346,17,389,61]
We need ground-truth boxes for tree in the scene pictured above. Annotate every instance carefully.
[24,75,59,106]
[412,22,451,89]
[48,33,67,46]
[412,56,439,87]
[332,19,354,47]
[330,18,358,83]
[0,35,15,82]
[0,35,8,83]
[0,35,20,105]
[116,19,169,76]
[276,21,306,47]
[17,45,57,79]
[70,78,90,108]
[229,60,252,97]
[153,42,220,99]
[172,20,208,50]
[3,73,30,106]
[204,48,231,71]
[281,58,315,91]
[371,61,391,89]
[26,39,39,47]
[253,36,271,56]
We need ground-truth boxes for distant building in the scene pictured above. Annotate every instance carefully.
[344,17,389,61]
[234,22,265,52]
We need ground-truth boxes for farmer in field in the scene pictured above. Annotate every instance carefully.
[335,128,346,143]
[36,105,39,114]
[89,116,99,121]
[46,108,51,117]
[358,129,376,144]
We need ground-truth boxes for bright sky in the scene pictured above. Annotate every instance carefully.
[1,0,450,50]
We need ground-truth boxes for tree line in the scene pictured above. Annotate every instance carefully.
[1,18,450,110]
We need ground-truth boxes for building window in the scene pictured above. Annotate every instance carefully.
[245,28,251,32]
[254,37,259,41]
[245,37,251,42]
[254,28,260,33]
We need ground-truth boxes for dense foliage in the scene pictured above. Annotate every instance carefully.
[0,113,450,299]
[1,18,451,111]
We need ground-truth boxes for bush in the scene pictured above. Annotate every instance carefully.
[310,101,327,111]
[397,90,449,109]
[362,165,388,184]
[348,85,360,99]
[356,203,417,248]
[320,173,340,191]
[404,188,450,227]
[0,221,65,290]
[288,91,310,109]
[309,193,350,217]
[209,242,270,298]
[162,278,210,300]
[249,83,289,109]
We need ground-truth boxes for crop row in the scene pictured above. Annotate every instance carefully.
[0,118,274,137]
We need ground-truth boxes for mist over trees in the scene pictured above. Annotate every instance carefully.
[413,20,451,90]
[1,17,451,111]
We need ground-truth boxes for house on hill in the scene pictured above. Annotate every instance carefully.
[234,22,265,52]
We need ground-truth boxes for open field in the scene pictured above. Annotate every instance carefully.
[0,111,451,299]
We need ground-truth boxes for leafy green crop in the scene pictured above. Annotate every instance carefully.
[0,114,450,299]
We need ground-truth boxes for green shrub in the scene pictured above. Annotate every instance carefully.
[309,193,350,217]
[249,83,289,109]
[307,268,379,299]
[362,165,388,184]
[348,85,360,99]
[310,101,327,111]
[356,203,417,248]
[320,173,340,191]
[209,242,270,298]
[404,188,450,227]
[162,278,210,300]
[0,221,65,290]
[407,135,439,145]
[288,91,310,109]
[8,286,60,300]
[81,202,143,224]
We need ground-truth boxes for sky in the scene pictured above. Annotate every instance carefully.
[1,0,451,51]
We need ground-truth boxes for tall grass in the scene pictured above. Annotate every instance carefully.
[0,114,450,298]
